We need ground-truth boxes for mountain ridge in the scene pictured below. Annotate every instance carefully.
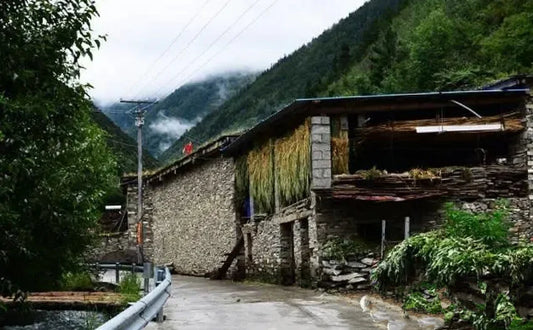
[160,0,533,164]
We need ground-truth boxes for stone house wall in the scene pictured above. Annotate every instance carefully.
[123,184,154,261]
[242,220,280,283]
[242,199,318,286]
[149,157,238,276]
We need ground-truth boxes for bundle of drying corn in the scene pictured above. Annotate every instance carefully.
[275,120,311,206]
[247,140,274,213]
[234,155,249,208]
[332,136,349,175]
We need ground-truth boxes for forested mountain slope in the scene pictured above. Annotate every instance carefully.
[325,0,533,95]
[91,111,159,173]
[101,72,254,157]
[159,0,407,163]
[160,0,533,164]
[141,72,255,156]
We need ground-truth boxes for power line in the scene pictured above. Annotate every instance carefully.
[155,0,279,98]
[130,0,233,99]
[152,0,263,96]
[123,0,213,98]
[106,138,138,148]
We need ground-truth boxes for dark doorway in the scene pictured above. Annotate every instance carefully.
[280,223,295,285]
[299,219,311,287]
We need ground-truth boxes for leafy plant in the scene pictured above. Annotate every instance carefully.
[117,273,141,303]
[358,166,385,180]
[444,201,510,246]
[61,272,94,291]
[373,201,533,329]
[403,290,443,314]
[408,168,439,181]
[0,0,116,294]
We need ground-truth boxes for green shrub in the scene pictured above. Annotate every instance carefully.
[459,293,523,330]
[372,201,533,329]
[117,273,141,303]
[61,272,94,291]
[444,201,510,246]
[403,290,443,314]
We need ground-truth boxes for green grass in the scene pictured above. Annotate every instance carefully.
[117,273,141,303]
[61,272,94,291]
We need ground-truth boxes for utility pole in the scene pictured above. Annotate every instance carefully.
[120,99,157,264]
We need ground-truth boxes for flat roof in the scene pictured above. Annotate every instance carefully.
[224,89,529,155]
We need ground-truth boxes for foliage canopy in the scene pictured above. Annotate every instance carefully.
[0,0,115,293]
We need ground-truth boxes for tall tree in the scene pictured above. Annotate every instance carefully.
[0,0,115,292]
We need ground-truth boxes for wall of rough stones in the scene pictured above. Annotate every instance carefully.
[90,185,152,263]
[149,157,238,276]
[90,232,136,263]
[242,220,281,283]
[124,184,154,261]
[243,199,318,286]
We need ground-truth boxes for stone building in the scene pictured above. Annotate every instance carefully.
[116,77,532,289]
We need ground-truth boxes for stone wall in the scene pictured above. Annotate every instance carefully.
[242,220,280,283]
[457,197,531,243]
[90,232,137,263]
[149,157,238,276]
[125,184,154,261]
[243,199,317,286]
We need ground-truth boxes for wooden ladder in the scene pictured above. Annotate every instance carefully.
[210,236,244,280]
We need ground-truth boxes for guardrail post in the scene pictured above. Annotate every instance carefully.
[154,266,164,322]
[115,262,120,284]
[143,262,152,295]
[131,262,136,275]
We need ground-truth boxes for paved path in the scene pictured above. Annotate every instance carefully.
[145,275,380,330]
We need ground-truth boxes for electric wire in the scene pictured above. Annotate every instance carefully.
[123,0,212,98]
[154,0,279,97]
[116,0,278,159]
[130,0,233,99]
[151,0,263,97]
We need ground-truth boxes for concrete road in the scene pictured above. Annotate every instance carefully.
[145,275,380,330]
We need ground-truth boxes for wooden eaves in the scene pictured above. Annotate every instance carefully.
[224,89,529,155]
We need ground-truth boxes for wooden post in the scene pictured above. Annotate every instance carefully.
[404,216,410,240]
[115,262,120,284]
[381,220,386,259]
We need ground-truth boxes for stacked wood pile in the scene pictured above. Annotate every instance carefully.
[330,165,526,201]
[357,113,524,138]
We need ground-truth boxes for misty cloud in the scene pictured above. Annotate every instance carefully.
[149,114,197,152]
[81,1,366,103]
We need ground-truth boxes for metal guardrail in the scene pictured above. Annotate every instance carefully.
[96,265,172,330]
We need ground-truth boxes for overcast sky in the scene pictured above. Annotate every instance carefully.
[81,0,366,104]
